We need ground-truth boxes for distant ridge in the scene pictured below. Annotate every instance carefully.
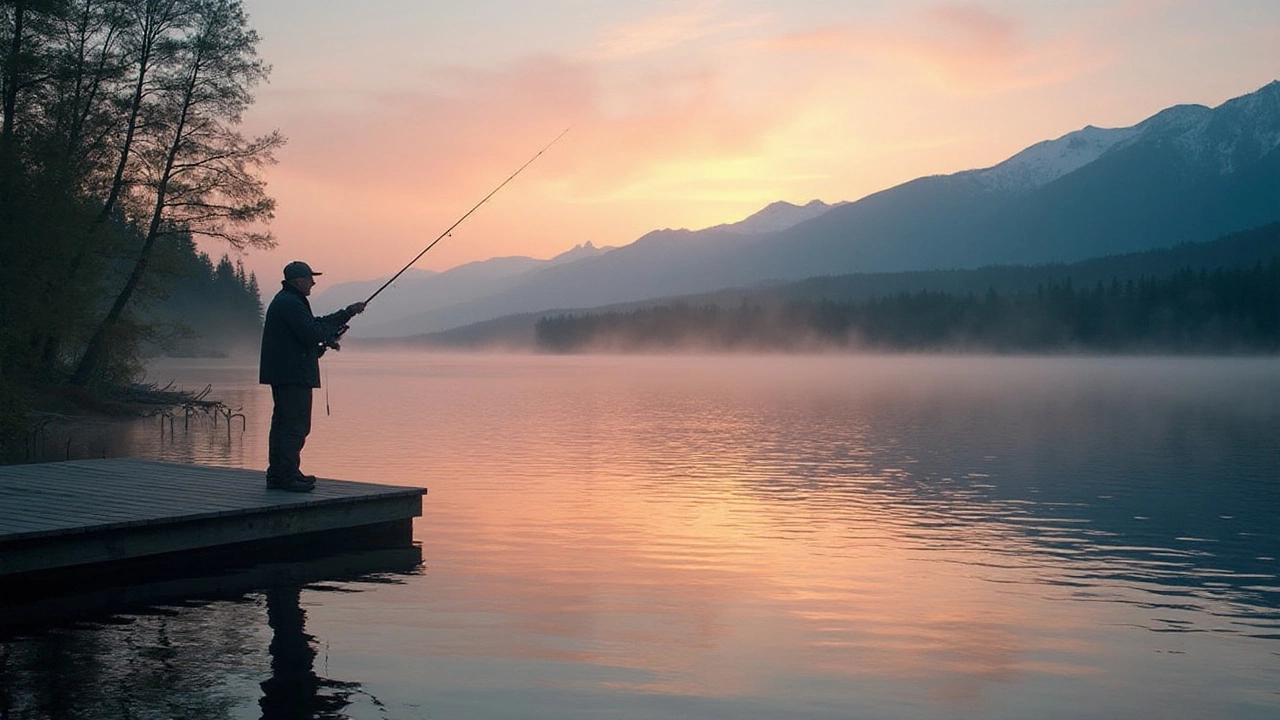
[361,221,1280,350]
[708,199,843,234]
[317,242,615,336]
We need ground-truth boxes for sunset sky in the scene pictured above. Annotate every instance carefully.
[235,0,1280,287]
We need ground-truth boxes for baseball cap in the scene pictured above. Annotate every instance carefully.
[283,261,322,280]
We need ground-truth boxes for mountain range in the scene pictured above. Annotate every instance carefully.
[319,80,1280,339]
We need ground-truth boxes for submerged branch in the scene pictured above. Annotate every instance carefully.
[125,381,242,422]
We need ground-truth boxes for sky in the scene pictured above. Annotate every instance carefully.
[232,0,1280,287]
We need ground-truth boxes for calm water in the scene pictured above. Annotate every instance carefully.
[4,352,1279,719]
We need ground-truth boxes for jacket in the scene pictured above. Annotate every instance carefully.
[258,282,355,387]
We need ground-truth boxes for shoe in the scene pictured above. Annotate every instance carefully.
[279,476,314,492]
[266,473,315,492]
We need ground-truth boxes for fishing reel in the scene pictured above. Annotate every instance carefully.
[321,323,350,352]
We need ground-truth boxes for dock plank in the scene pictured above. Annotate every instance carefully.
[0,458,426,577]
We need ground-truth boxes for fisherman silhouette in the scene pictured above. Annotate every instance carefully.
[259,586,357,719]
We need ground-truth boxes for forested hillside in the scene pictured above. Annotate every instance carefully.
[536,246,1280,354]
[710,221,1280,307]
[144,239,264,357]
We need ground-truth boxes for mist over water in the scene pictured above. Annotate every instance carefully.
[5,352,1279,719]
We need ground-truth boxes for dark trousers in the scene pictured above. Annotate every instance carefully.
[268,384,313,479]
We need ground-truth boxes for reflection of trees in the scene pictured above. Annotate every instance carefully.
[0,601,263,719]
[0,590,371,719]
[1,539,419,717]
[0,559,422,719]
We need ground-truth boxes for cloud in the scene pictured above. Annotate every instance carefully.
[766,3,1111,96]
[899,4,1063,92]
[594,8,722,60]
[251,4,1090,281]
[916,4,1019,61]
[589,2,771,61]
[258,46,806,210]
[243,44,815,280]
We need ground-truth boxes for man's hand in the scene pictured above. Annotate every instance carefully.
[345,302,366,315]
[321,323,348,352]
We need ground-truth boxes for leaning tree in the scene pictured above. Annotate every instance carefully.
[72,0,282,385]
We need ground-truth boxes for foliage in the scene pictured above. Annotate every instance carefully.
[0,0,279,390]
[536,259,1280,354]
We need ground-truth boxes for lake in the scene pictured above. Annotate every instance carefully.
[3,352,1279,719]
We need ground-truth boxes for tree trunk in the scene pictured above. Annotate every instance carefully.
[97,29,150,224]
[2,2,26,147]
[69,220,157,385]
[72,63,193,386]
[70,173,170,384]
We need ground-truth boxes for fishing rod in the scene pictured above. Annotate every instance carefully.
[321,128,567,414]
[362,127,571,306]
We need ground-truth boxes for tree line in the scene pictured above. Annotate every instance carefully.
[535,260,1280,353]
[0,0,280,400]
[145,237,262,356]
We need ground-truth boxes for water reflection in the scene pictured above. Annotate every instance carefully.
[6,354,1278,718]
[1,600,266,719]
[260,587,357,720]
[350,354,1278,715]
[1,546,422,719]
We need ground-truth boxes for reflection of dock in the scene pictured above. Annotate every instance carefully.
[1,544,423,635]
[0,458,426,585]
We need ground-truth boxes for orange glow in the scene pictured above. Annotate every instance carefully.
[290,354,1127,703]
[229,1,1280,286]
[402,455,1111,701]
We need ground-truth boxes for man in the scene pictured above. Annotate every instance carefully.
[259,260,365,492]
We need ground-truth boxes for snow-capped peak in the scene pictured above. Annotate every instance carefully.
[1151,83,1280,173]
[965,124,1139,193]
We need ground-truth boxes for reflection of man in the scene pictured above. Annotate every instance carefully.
[259,261,365,492]
[259,586,354,719]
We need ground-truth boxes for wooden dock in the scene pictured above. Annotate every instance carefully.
[0,458,426,583]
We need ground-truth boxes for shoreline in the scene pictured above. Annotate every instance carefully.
[2,381,239,465]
